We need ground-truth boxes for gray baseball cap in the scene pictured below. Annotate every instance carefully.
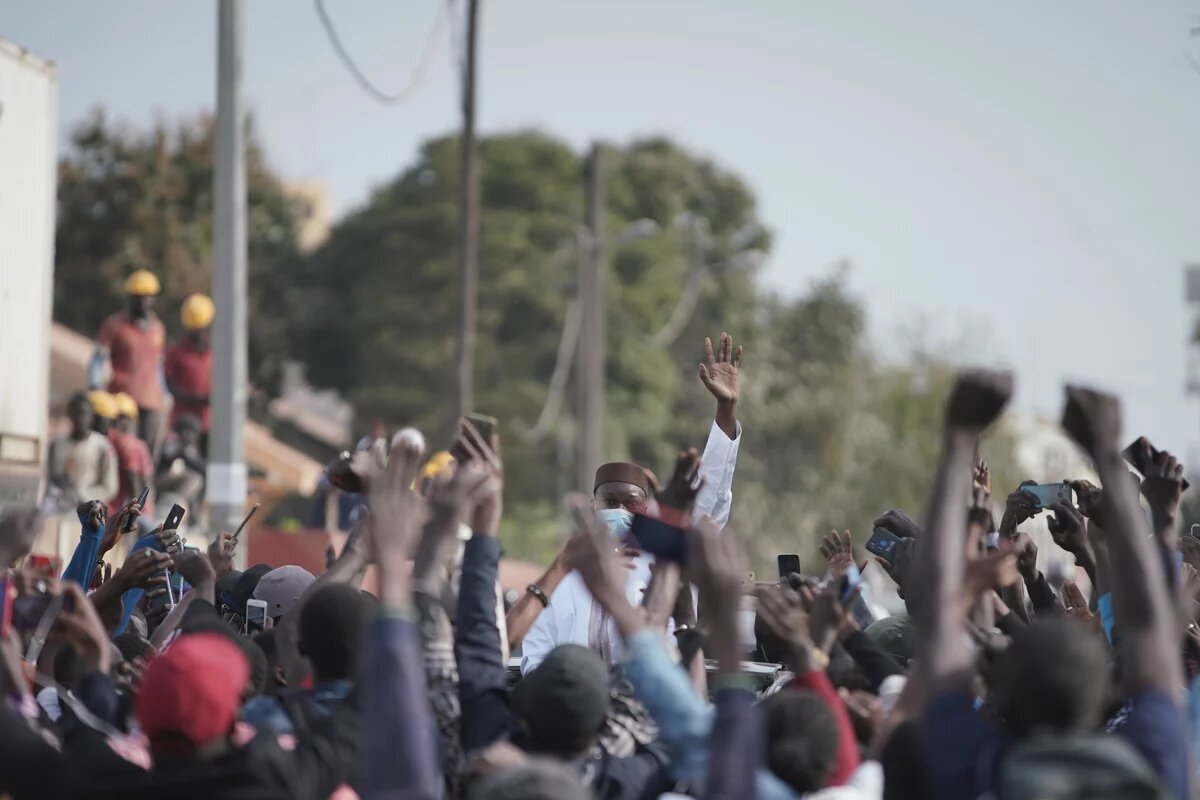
[252,565,315,618]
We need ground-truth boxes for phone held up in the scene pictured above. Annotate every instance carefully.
[630,514,687,563]
[1022,482,1073,509]
[865,528,902,561]
[245,599,268,636]
[776,553,801,580]
[1123,436,1190,490]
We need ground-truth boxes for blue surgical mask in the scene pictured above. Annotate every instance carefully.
[596,508,633,537]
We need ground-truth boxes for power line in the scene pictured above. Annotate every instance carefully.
[314,0,449,104]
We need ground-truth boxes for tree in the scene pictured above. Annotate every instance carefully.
[295,131,770,557]
[53,110,305,391]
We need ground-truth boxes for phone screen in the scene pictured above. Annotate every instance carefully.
[865,528,901,560]
[629,514,687,562]
[245,601,267,635]
[776,554,801,579]
[1024,483,1072,509]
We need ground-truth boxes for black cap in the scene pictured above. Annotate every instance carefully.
[512,644,609,755]
[229,563,272,617]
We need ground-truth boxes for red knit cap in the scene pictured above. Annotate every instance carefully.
[136,632,249,752]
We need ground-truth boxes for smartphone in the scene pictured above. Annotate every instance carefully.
[162,504,186,532]
[629,514,688,563]
[776,554,802,580]
[1123,437,1190,490]
[465,413,497,445]
[1023,483,1073,509]
[245,599,268,635]
[865,528,902,560]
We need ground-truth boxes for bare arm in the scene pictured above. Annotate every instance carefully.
[914,370,1013,691]
[505,542,573,648]
[1063,387,1181,698]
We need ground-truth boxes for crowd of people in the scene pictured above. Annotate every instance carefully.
[47,270,212,529]
[2,321,1198,800]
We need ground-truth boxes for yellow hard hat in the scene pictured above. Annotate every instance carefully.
[113,392,139,419]
[181,293,215,330]
[87,390,118,420]
[420,451,456,481]
[124,269,161,296]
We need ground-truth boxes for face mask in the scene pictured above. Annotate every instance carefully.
[596,508,633,537]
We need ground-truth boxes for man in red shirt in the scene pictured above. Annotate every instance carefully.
[91,270,167,458]
[109,392,154,522]
[165,293,214,455]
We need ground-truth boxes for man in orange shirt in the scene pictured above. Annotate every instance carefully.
[165,294,214,455]
[90,270,168,458]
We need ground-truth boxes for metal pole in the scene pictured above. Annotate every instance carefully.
[453,0,481,424]
[208,0,248,565]
[577,143,605,492]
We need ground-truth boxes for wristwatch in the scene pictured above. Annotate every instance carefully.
[527,584,550,608]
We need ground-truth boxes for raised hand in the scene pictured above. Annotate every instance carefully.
[1062,385,1122,458]
[819,529,857,580]
[1140,444,1185,527]
[656,448,703,516]
[963,539,1022,601]
[207,531,237,578]
[945,369,1013,433]
[998,484,1038,537]
[55,583,112,673]
[699,331,742,405]
[1046,502,1093,567]
[77,500,106,532]
[806,580,860,653]
[456,418,504,536]
[1069,479,1104,520]
[100,497,142,557]
[873,509,923,541]
[1061,581,1101,636]
[1015,535,1039,584]
[753,584,817,670]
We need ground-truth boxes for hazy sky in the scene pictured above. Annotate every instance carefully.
[6,0,1200,458]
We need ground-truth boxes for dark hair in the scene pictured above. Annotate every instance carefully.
[998,618,1109,738]
[253,628,311,696]
[298,584,376,681]
[762,689,840,794]
[880,718,930,800]
[67,391,90,411]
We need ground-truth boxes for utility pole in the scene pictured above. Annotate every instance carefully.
[209,0,248,566]
[577,143,605,492]
[453,0,481,424]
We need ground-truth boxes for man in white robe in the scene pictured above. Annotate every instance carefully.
[520,332,743,674]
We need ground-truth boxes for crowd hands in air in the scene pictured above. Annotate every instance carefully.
[2,330,1198,800]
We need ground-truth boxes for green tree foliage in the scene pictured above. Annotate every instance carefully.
[295,131,771,558]
[53,110,305,390]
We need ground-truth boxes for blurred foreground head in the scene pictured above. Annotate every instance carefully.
[136,633,248,757]
[996,618,1109,738]
[512,644,609,757]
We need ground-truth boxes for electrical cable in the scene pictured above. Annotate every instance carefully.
[314,0,449,104]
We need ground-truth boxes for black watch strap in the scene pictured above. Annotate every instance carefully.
[527,584,550,608]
